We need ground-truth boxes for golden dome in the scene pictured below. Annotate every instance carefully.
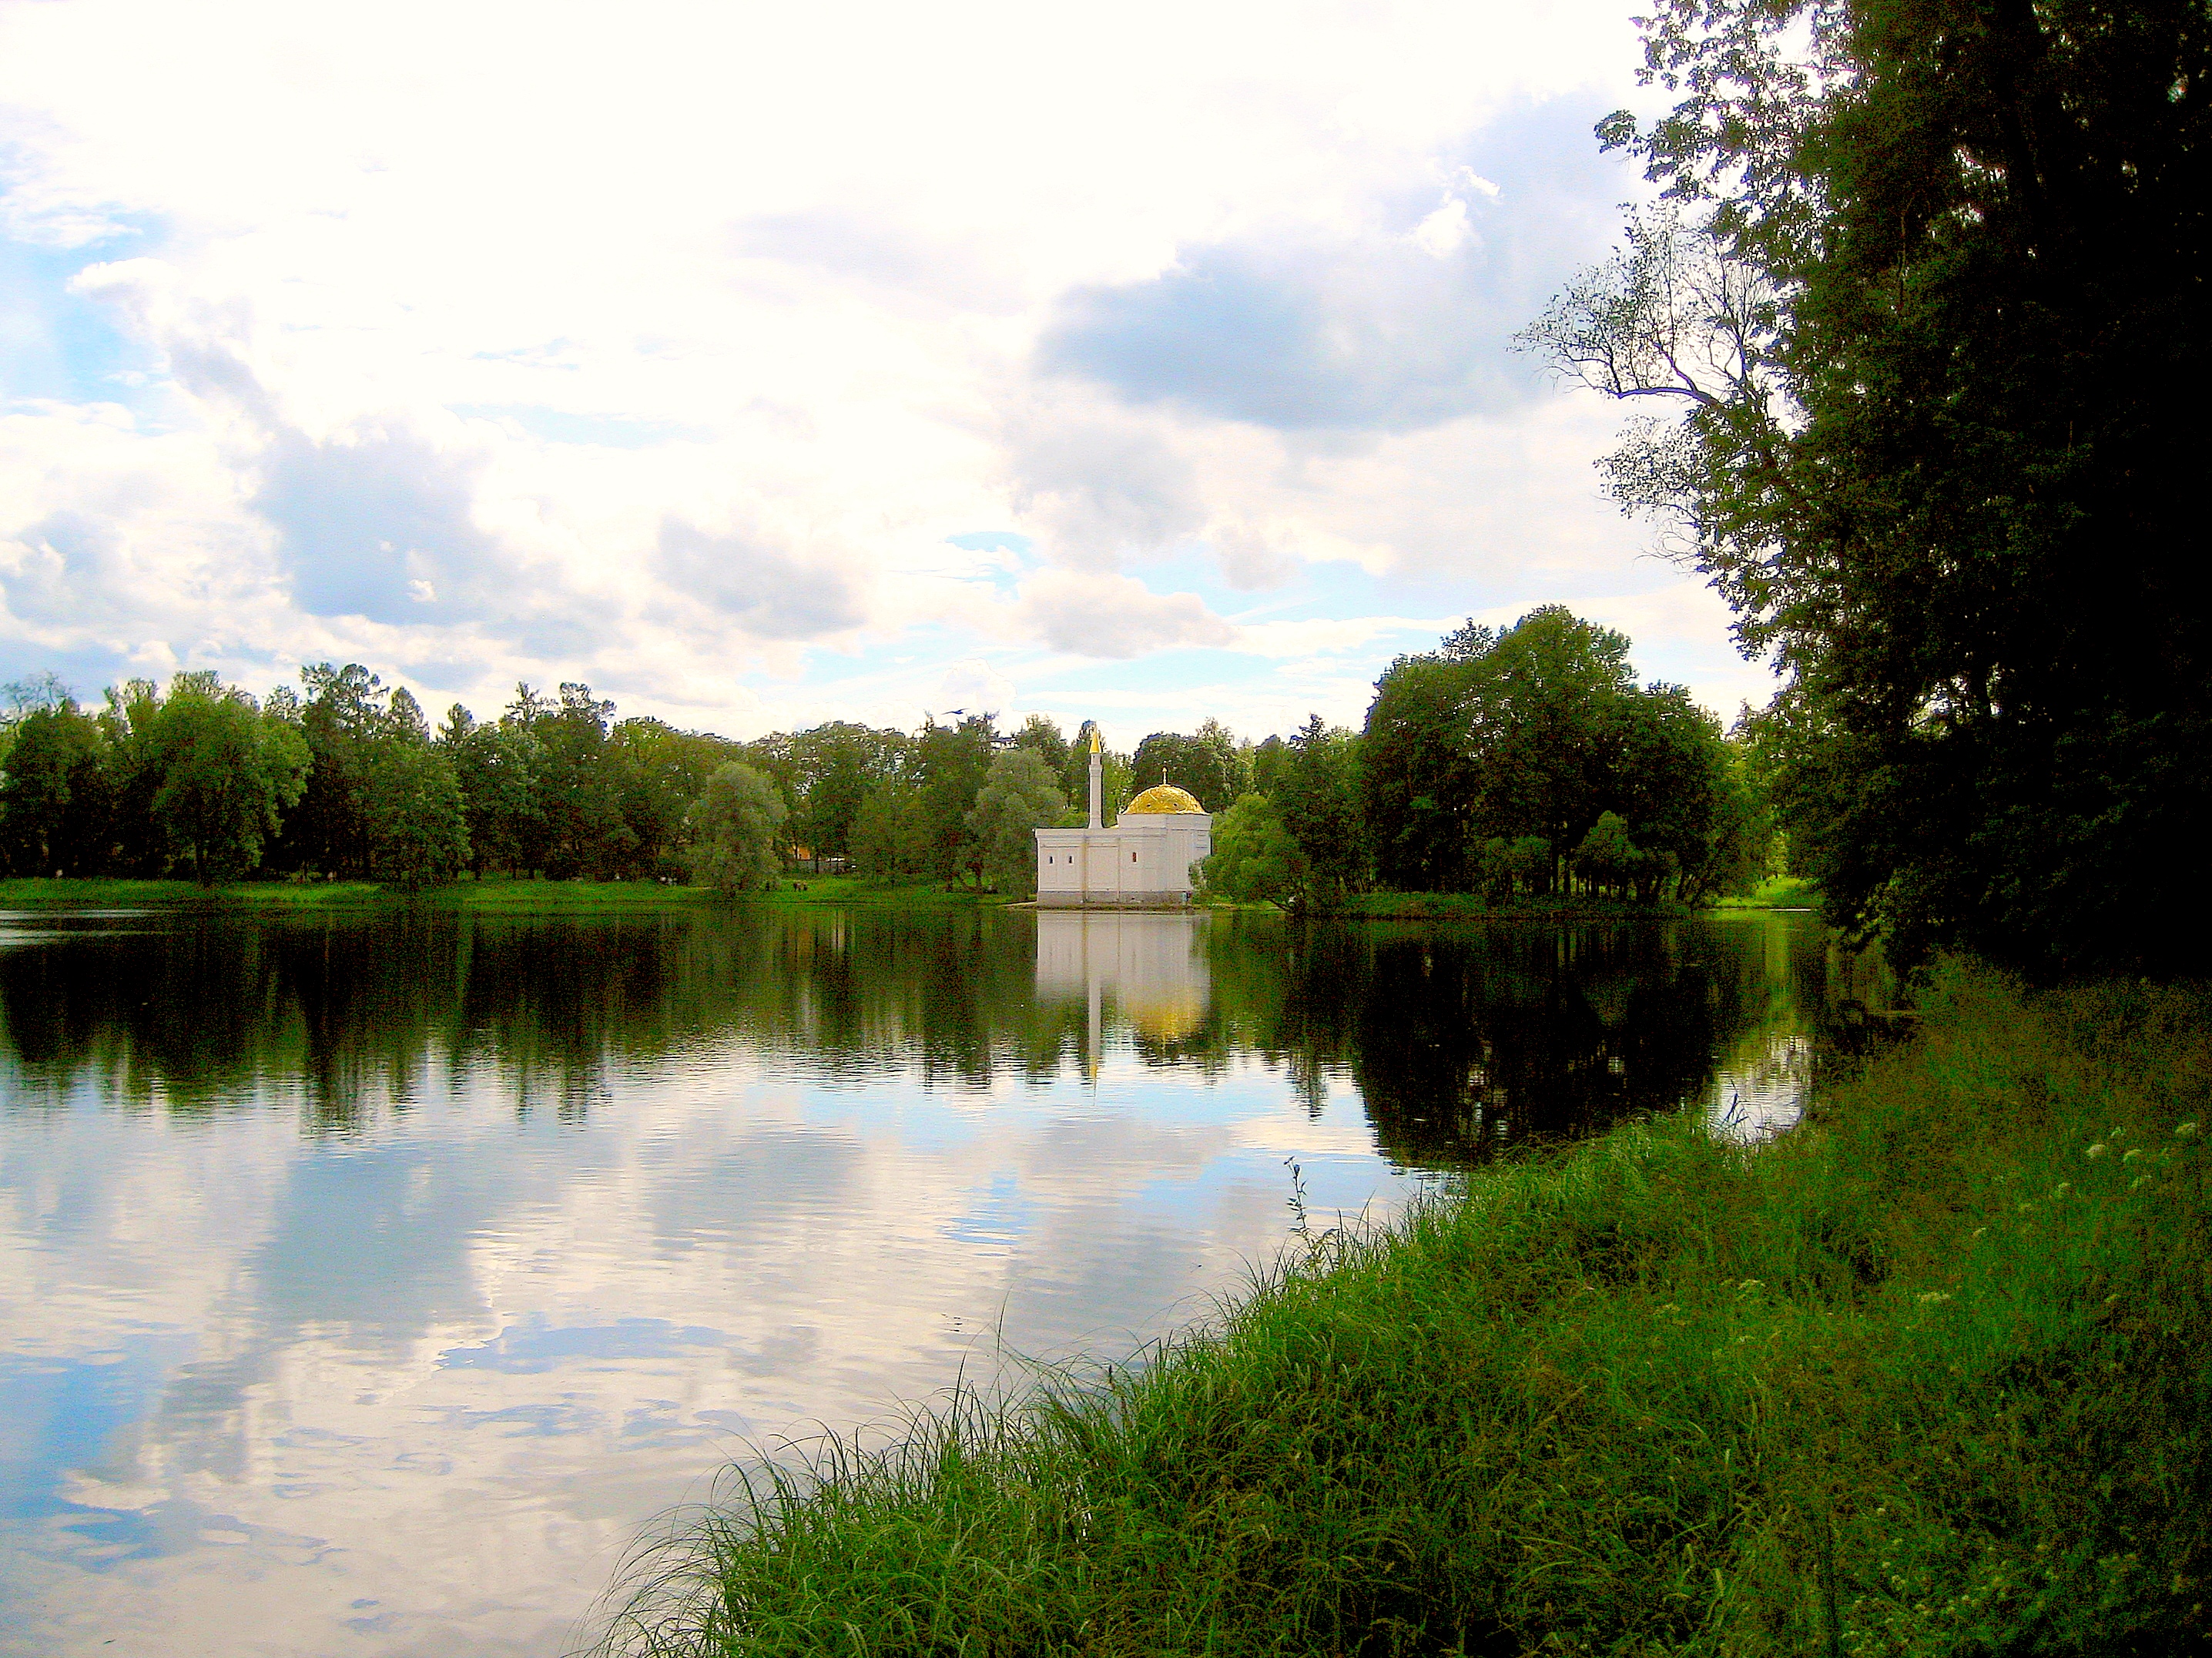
[1124,783,1204,815]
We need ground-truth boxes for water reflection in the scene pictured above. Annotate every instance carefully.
[0,904,1876,1657]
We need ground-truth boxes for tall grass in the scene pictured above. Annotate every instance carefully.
[602,963,2211,1656]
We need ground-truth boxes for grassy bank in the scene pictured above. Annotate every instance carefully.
[0,875,1012,912]
[1336,891,1694,923]
[0,876,397,908]
[1714,875,1822,911]
[608,963,2210,1656]
[1206,887,1808,921]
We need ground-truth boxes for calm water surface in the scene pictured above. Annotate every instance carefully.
[0,905,1873,1656]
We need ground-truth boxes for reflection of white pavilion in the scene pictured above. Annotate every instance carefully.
[1034,911,1212,1074]
[1035,731,1212,907]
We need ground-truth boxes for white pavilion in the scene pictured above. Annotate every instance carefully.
[1034,731,1212,908]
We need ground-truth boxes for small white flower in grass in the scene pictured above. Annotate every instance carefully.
[2177,1121,2200,1141]
[2086,1144,2109,1160]
[1916,1291,1952,1305]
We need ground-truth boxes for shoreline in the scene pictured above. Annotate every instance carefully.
[0,875,1017,912]
[601,962,2210,1656]
[0,876,1821,918]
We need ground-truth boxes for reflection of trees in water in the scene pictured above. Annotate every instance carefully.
[1350,925,1741,1164]
[0,908,1086,1121]
[0,909,1872,1157]
[1193,914,1861,1167]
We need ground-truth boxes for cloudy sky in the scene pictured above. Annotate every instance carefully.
[0,0,1771,744]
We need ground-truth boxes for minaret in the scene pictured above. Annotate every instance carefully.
[1088,728,1103,829]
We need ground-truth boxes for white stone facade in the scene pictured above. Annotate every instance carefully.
[1035,815,1212,907]
[1035,735,1211,908]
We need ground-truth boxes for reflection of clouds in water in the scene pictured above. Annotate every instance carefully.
[0,908,1855,1657]
[0,1033,1403,1656]
[1708,1030,1811,1142]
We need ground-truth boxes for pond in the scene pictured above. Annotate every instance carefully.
[0,904,1879,1656]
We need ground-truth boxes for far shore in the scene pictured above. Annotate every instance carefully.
[0,873,1819,916]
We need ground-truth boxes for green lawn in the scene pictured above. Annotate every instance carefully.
[1336,890,1694,921]
[1714,874,1822,911]
[605,963,2211,1656]
[0,877,397,908]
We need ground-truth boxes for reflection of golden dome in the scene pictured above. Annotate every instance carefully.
[1126,991,1207,1042]
[1124,783,1204,815]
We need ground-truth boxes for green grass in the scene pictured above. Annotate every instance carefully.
[0,875,1014,911]
[1714,876,1822,912]
[605,963,2212,1656]
[0,876,397,907]
[1337,891,1693,922]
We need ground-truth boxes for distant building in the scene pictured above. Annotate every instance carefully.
[1035,731,1212,908]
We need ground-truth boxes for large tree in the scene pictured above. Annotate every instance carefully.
[850,775,933,877]
[1362,651,1482,892]
[0,702,114,876]
[685,762,789,894]
[1523,0,2212,972]
[282,662,387,876]
[964,749,1067,897]
[786,721,910,862]
[914,714,997,883]
[1200,793,1305,906]
[361,689,470,888]
[145,673,311,883]
[1274,716,1366,906]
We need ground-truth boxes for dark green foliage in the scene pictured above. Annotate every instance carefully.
[851,776,933,877]
[1248,734,1289,801]
[1010,713,1070,774]
[1360,651,1477,893]
[1198,793,1303,904]
[440,704,543,876]
[1528,0,2212,974]
[534,683,629,878]
[283,661,387,876]
[914,715,998,884]
[1130,719,1252,812]
[1273,715,1366,905]
[964,749,1066,897]
[686,762,790,895]
[0,702,114,876]
[1362,608,1759,902]
[361,691,470,889]
[142,674,310,884]
[787,722,910,860]
[608,965,2212,1657]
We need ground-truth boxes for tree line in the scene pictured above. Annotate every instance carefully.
[1202,605,1765,909]
[1,604,1767,908]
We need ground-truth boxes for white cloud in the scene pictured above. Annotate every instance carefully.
[934,658,1017,715]
[0,0,1751,738]
[1017,571,1237,659]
